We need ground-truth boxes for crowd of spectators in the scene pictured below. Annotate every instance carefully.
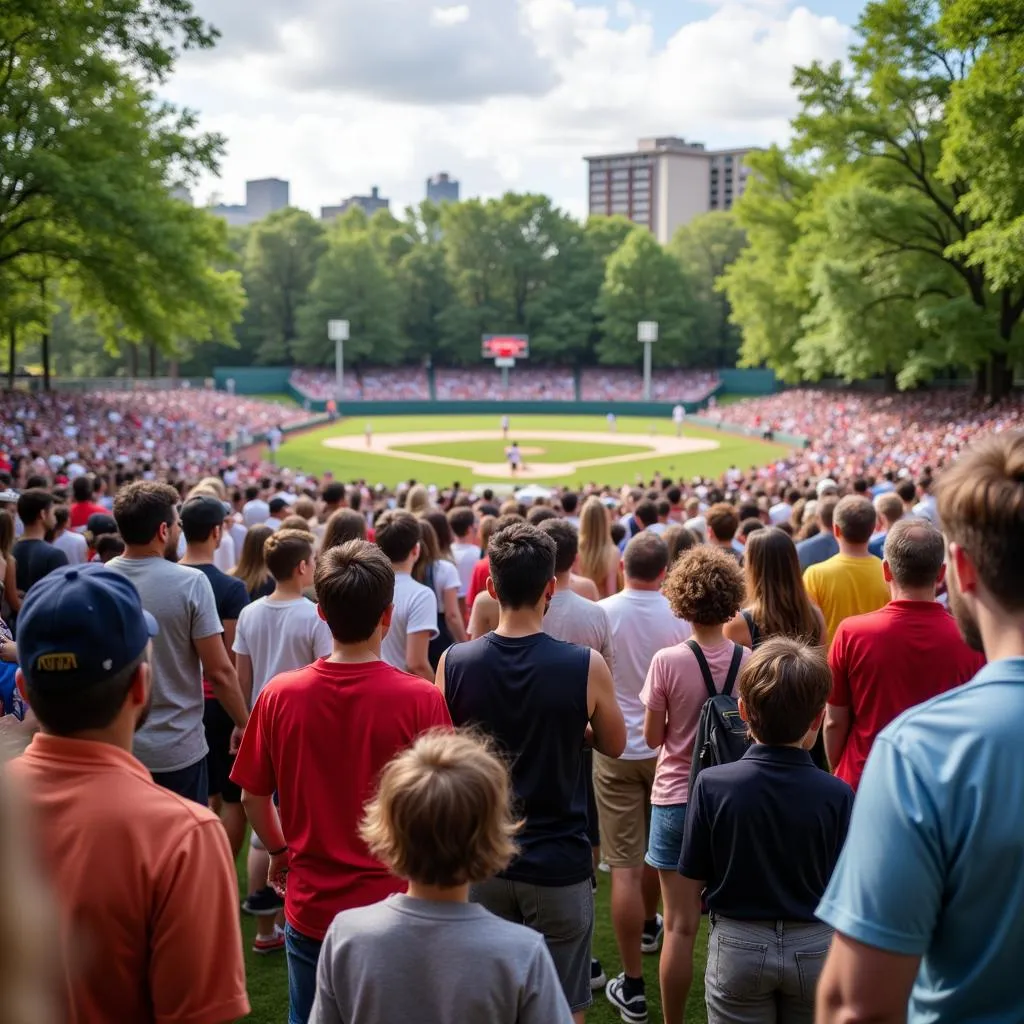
[434,368,576,401]
[580,369,720,402]
[290,368,430,401]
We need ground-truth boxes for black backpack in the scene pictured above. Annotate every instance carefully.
[687,640,749,791]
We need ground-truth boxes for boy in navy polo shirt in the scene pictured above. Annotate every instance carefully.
[676,638,852,1024]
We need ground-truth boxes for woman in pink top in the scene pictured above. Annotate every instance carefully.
[640,547,749,1024]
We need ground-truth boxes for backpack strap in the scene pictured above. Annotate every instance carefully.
[685,639,718,700]
[722,644,745,696]
[741,610,761,649]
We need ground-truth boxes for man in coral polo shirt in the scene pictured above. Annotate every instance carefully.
[824,519,985,790]
[12,564,248,1024]
[232,539,452,1024]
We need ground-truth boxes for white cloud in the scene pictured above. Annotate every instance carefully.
[168,0,852,218]
[430,4,471,26]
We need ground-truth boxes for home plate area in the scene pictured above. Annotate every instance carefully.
[321,430,720,480]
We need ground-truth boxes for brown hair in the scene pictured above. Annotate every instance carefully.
[538,518,578,575]
[936,432,1024,611]
[477,515,498,555]
[423,510,454,557]
[375,510,422,564]
[321,508,367,551]
[488,522,556,610]
[315,539,395,643]
[231,524,274,595]
[412,518,442,585]
[264,528,315,582]
[706,502,740,543]
[834,495,877,545]
[112,481,179,545]
[578,496,614,587]
[359,730,520,887]
[663,524,698,568]
[447,507,475,540]
[623,531,668,583]
[739,637,831,745]
[664,546,745,626]
[874,492,904,528]
[0,510,14,559]
[278,514,311,532]
[883,518,945,589]
[743,528,820,643]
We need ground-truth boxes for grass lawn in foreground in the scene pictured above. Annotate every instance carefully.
[275,414,788,488]
[237,859,711,1023]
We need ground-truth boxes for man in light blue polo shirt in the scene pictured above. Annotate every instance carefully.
[815,431,1024,1024]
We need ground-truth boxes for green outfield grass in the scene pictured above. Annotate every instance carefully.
[274,414,788,487]
[399,438,652,463]
[236,859,711,1023]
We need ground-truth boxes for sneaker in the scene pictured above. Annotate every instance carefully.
[598,860,611,873]
[591,874,598,895]
[590,958,607,991]
[641,913,664,954]
[242,886,285,917]
[606,974,648,1024]
[252,925,285,955]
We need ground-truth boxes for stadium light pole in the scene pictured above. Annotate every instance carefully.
[638,321,658,401]
[328,319,349,407]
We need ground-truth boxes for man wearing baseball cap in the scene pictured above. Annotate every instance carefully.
[10,564,249,1024]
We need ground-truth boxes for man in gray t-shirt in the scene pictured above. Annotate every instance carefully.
[108,483,249,805]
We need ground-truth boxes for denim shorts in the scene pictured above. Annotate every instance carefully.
[645,802,687,871]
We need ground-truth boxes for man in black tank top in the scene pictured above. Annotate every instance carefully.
[438,523,626,1023]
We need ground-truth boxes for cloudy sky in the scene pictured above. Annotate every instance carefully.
[168,0,862,218]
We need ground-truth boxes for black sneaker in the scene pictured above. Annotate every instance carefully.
[606,974,648,1024]
[641,912,664,954]
[590,958,607,991]
[242,886,284,917]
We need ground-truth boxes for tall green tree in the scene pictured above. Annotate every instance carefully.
[293,233,402,367]
[669,212,747,367]
[596,230,695,366]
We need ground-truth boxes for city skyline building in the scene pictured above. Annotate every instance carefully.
[584,137,759,242]
[209,177,290,226]
[320,185,391,221]
[426,172,460,204]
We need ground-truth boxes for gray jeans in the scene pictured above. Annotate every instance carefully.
[704,915,833,1024]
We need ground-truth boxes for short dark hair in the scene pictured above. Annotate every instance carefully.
[739,638,831,745]
[634,500,658,529]
[623,532,668,583]
[526,506,558,526]
[375,510,422,564]
[264,528,315,582]
[447,507,475,540]
[17,488,55,527]
[322,482,346,506]
[834,496,877,545]
[423,510,454,551]
[322,508,367,550]
[663,524,698,567]
[487,523,556,610]
[538,518,578,575]
[54,505,71,530]
[740,518,765,540]
[895,479,917,504]
[883,518,945,589]
[26,652,145,736]
[664,546,745,626]
[96,535,126,562]
[112,482,179,545]
[72,476,93,502]
[561,493,579,515]
[706,502,739,543]
[315,540,395,643]
[817,495,839,530]
[245,485,260,501]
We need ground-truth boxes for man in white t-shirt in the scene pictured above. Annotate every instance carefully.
[375,511,438,681]
[51,506,89,565]
[242,486,270,528]
[501,414,510,439]
[597,532,691,1021]
[672,405,685,438]
[448,507,480,619]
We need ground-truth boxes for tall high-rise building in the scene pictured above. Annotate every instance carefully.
[426,173,460,204]
[246,178,290,219]
[584,137,758,243]
[320,186,390,221]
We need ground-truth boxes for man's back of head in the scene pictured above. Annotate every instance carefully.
[537,518,578,577]
[561,492,579,517]
[623,532,668,588]
[706,502,739,545]
[875,492,905,531]
[633,500,659,530]
[883,518,945,597]
[314,540,395,645]
[833,496,877,549]
[375,510,421,566]
[488,523,556,611]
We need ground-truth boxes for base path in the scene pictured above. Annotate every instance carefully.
[322,429,720,480]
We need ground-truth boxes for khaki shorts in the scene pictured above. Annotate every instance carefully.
[593,753,656,868]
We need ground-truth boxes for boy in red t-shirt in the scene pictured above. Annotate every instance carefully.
[231,539,452,1024]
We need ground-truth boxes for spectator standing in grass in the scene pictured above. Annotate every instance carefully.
[817,432,1024,1022]
[803,496,890,644]
[678,639,852,1024]
[309,731,574,1024]
[641,546,751,1024]
[232,540,452,1024]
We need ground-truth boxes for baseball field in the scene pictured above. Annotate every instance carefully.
[276,414,789,488]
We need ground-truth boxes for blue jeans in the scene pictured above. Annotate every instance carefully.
[646,802,687,870]
[286,923,323,1024]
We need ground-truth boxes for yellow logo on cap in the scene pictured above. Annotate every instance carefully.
[36,653,78,671]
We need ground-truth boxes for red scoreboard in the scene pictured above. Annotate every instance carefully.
[481,334,530,360]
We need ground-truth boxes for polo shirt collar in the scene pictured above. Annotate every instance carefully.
[23,733,151,780]
[969,656,1024,687]
[741,744,814,766]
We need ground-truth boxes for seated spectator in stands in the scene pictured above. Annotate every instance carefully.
[817,432,1024,1023]
[309,731,573,1024]
[824,519,984,791]
[796,496,839,571]
[868,492,906,559]
[678,639,852,1024]
[803,496,890,643]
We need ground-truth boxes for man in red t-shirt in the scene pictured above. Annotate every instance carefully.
[231,539,452,1024]
[68,475,108,532]
[824,518,985,790]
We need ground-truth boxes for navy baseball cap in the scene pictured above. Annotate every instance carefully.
[17,564,158,689]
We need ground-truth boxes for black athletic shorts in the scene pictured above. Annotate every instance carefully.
[203,698,241,803]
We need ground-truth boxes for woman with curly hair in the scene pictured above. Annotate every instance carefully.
[637,547,750,1024]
